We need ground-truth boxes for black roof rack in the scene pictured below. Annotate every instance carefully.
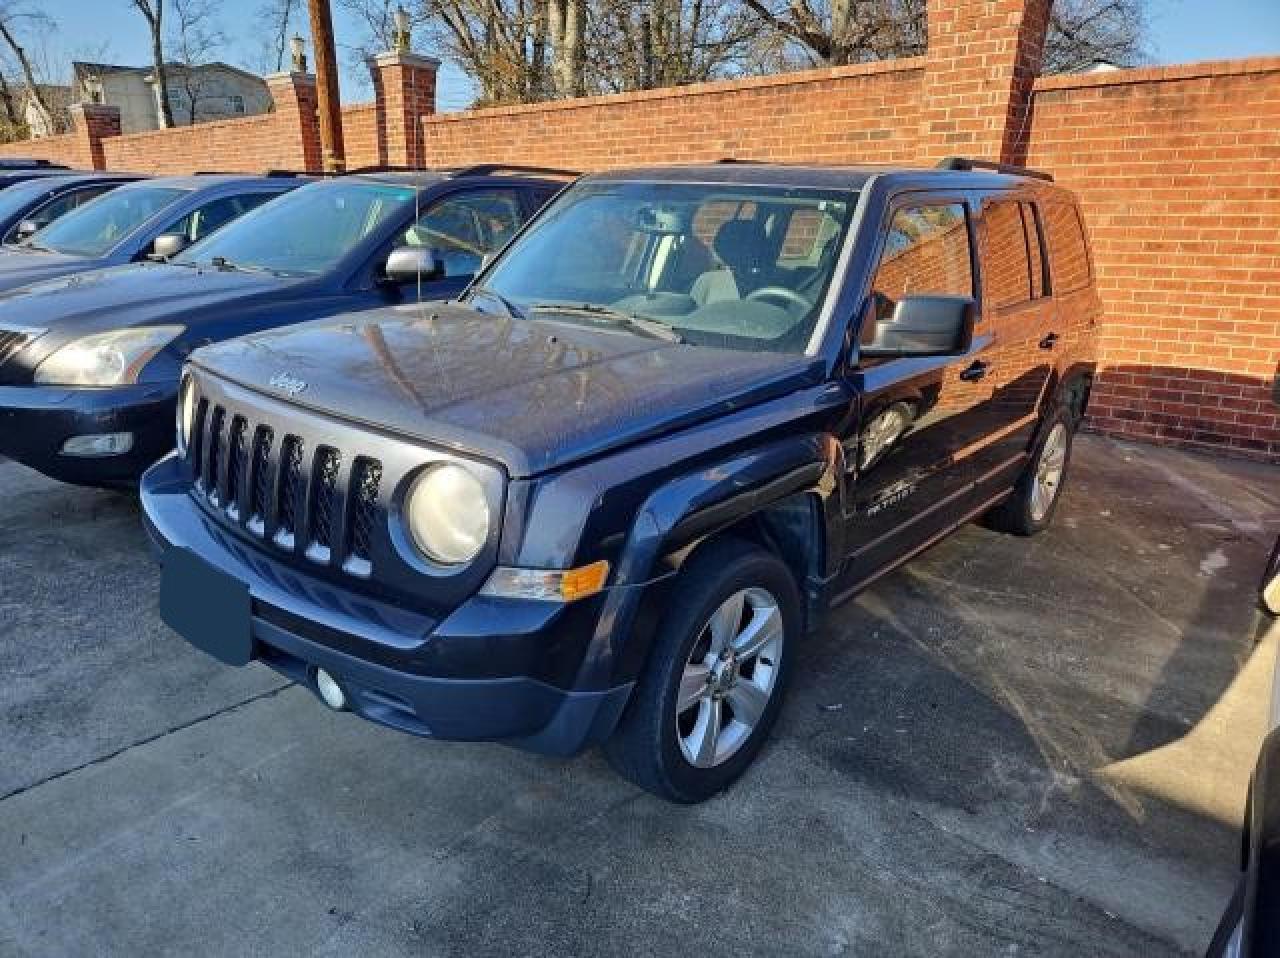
[447,163,578,179]
[936,156,1054,181]
[191,169,303,177]
[342,164,425,175]
[0,158,68,170]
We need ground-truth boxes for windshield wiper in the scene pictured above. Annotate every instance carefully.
[208,256,285,277]
[529,302,685,344]
[468,285,525,320]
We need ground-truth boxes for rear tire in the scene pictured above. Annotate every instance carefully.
[985,406,1074,536]
[604,538,801,803]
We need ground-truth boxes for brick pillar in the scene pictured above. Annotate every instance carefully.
[919,0,1051,165]
[369,52,439,169]
[69,103,121,170]
[265,71,321,173]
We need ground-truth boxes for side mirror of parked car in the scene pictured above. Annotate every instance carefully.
[859,294,976,359]
[148,233,190,260]
[383,246,446,284]
[16,219,40,240]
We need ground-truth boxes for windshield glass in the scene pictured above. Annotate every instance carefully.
[30,185,186,257]
[0,177,68,223]
[477,181,857,354]
[174,180,418,276]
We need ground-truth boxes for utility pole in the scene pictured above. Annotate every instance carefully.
[305,0,345,173]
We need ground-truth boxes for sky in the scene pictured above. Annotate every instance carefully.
[39,0,1280,113]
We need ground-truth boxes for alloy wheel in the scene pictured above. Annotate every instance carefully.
[675,587,786,768]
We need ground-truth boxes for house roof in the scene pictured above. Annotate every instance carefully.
[71,60,268,88]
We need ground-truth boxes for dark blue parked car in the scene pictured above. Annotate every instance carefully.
[0,172,145,245]
[0,173,302,296]
[0,165,570,485]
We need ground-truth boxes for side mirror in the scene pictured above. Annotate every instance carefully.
[16,219,40,239]
[859,294,976,358]
[383,246,446,284]
[149,232,190,260]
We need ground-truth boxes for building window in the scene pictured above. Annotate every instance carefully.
[229,95,245,114]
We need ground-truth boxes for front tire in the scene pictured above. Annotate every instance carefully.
[605,538,800,803]
[985,406,1075,536]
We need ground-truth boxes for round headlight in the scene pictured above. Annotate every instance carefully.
[404,464,490,565]
[177,373,197,455]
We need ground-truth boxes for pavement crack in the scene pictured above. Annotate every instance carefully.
[0,682,296,803]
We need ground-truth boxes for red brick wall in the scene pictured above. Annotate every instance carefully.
[1026,59,1280,460]
[101,113,299,174]
[423,59,926,170]
[0,131,89,167]
[342,103,382,168]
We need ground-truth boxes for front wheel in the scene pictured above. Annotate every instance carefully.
[985,407,1075,536]
[605,538,800,803]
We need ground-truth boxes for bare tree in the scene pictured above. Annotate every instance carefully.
[130,0,175,128]
[737,0,1145,73]
[167,0,228,124]
[0,1,57,131]
[255,0,301,73]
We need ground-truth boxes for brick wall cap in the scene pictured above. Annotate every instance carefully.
[428,55,925,123]
[1033,55,1280,93]
[69,102,121,118]
[264,71,317,85]
[371,51,441,70]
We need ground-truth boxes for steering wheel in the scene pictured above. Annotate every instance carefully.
[745,286,812,314]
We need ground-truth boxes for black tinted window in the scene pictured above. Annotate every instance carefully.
[167,192,276,242]
[869,204,973,322]
[401,189,524,279]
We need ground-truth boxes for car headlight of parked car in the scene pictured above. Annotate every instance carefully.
[33,326,184,387]
[404,463,491,565]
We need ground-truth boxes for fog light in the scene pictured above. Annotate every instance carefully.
[314,668,348,710]
[60,432,134,457]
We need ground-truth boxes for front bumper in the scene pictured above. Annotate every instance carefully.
[140,455,633,755]
[0,382,177,485]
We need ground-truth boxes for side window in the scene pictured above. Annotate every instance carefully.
[1043,200,1091,294]
[869,203,972,323]
[980,200,1032,309]
[167,193,272,242]
[401,189,523,279]
[3,186,112,243]
[1021,202,1047,298]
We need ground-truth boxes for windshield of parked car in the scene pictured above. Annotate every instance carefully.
[174,180,419,276]
[476,180,857,353]
[0,177,69,223]
[27,185,186,257]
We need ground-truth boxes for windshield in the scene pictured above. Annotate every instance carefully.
[174,180,418,276]
[0,177,67,223]
[29,185,186,257]
[477,181,856,354]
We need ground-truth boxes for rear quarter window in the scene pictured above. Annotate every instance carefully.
[1043,200,1092,294]
[980,200,1032,309]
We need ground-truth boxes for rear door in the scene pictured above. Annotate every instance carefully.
[967,194,1058,486]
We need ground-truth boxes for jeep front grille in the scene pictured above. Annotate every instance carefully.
[192,400,382,578]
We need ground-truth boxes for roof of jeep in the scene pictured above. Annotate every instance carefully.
[587,162,1057,191]
[345,167,574,189]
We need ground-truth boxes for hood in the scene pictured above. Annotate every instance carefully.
[194,303,820,477]
[0,262,288,338]
[0,247,106,294]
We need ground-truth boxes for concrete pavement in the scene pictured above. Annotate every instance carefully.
[1,435,1277,957]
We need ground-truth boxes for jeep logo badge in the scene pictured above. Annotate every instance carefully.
[269,373,308,397]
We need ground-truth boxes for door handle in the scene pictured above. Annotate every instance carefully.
[1039,332,1060,350]
[959,361,989,382]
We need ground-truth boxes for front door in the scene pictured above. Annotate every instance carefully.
[834,196,997,597]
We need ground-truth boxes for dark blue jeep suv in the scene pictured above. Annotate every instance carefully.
[0,166,570,485]
[143,159,1100,802]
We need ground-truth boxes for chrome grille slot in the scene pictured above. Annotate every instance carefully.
[205,407,226,504]
[225,417,248,519]
[247,427,274,536]
[348,458,381,573]
[189,398,209,478]
[306,447,341,563]
[276,436,305,549]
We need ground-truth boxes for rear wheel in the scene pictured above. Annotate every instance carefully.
[605,538,800,803]
[985,406,1074,536]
